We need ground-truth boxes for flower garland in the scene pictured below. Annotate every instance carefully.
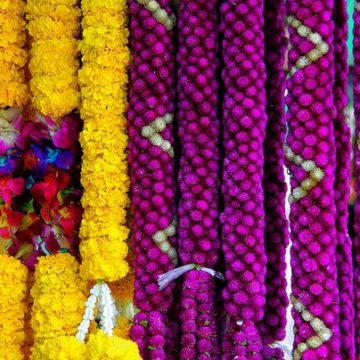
[0,0,28,108]
[78,0,130,282]
[128,0,178,358]
[220,0,268,358]
[30,254,87,346]
[110,252,136,340]
[260,0,288,353]
[176,0,220,358]
[286,0,341,358]
[332,0,355,357]
[0,254,28,359]
[0,111,83,268]
[352,0,360,355]
[26,0,80,119]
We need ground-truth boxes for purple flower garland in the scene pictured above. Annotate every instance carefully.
[353,1,360,355]
[128,1,178,358]
[286,0,341,358]
[219,0,268,358]
[176,0,220,359]
[333,0,355,358]
[260,0,289,350]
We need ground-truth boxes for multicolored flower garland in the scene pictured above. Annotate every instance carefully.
[78,0,130,282]
[128,0,178,358]
[0,2,29,358]
[220,0,268,358]
[286,0,341,358]
[26,0,80,120]
[260,0,288,352]
[176,0,220,359]
[333,0,355,357]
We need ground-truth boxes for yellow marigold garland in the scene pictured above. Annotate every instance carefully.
[110,252,136,339]
[30,254,87,345]
[87,331,141,360]
[31,337,86,360]
[0,254,28,360]
[0,0,28,107]
[78,0,130,282]
[26,0,80,119]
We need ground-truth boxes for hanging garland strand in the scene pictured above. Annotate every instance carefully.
[0,2,28,357]
[26,0,80,120]
[0,0,28,107]
[286,0,341,358]
[0,254,28,359]
[30,254,87,356]
[333,0,355,358]
[176,0,220,358]
[78,0,130,282]
[352,0,360,355]
[128,1,178,358]
[260,0,289,350]
[220,0,268,358]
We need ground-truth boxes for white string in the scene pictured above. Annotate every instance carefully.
[158,264,224,291]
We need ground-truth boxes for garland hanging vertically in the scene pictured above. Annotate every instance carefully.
[30,253,87,356]
[286,1,341,358]
[176,0,220,358]
[332,0,355,358]
[352,1,360,355]
[0,2,28,358]
[26,0,80,119]
[0,0,28,107]
[0,254,28,360]
[220,1,268,358]
[78,0,130,282]
[128,1,178,358]
[260,0,288,351]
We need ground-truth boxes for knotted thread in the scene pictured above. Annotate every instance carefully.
[158,264,224,291]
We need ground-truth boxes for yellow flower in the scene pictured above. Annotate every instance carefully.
[31,254,87,344]
[87,331,141,360]
[0,254,28,359]
[31,336,86,360]
[26,0,80,120]
[0,0,27,107]
[79,0,130,283]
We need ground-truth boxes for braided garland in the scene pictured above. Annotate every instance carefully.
[352,1,360,355]
[220,1,268,358]
[128,1,178,359]
[332,0,355,358]
[260,0,289,350]
[286,1,341,358]
[176,0,220,359]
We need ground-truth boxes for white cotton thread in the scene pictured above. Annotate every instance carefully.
[158,264,224,291]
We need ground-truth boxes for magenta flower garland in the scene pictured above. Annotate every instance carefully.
[286,0,341,358]
[128,1,178,359]
[353,1,360,355]
[219,0,268,358]
[333,0,355,358]
[260,0,289,351]
[176,0,220,359]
